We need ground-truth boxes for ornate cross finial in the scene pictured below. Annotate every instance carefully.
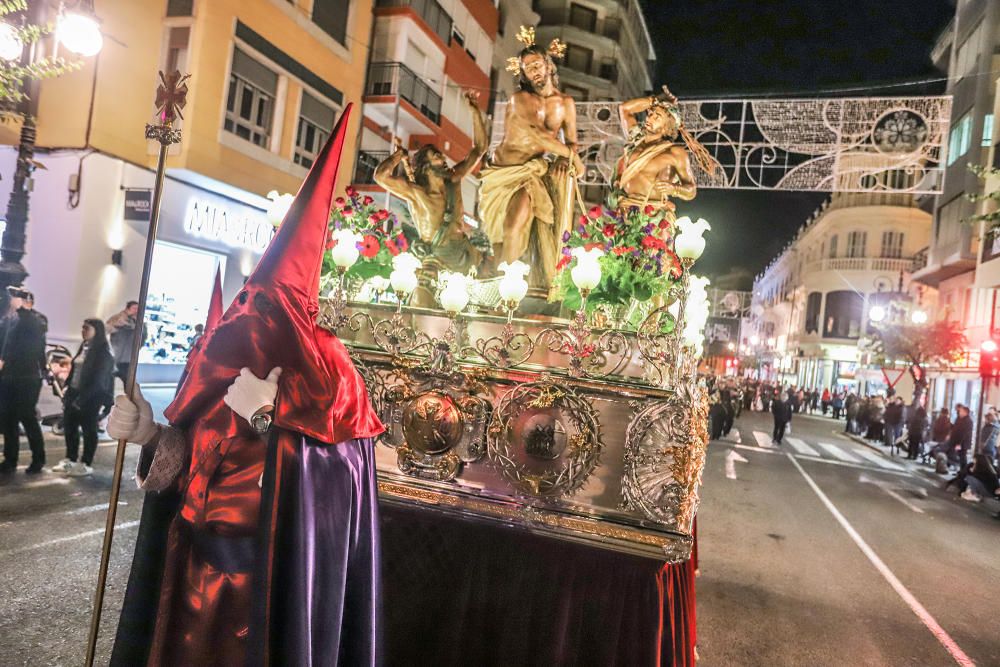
[146,69,189,146]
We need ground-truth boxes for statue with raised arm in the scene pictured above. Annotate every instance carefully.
[615,86,716,215]
[479,27,584,288]
[374,90,489,277]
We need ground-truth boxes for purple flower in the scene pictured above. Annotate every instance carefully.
[577,224,586,234]
[631,249,641,257]
[334,221,342,229]
[562,231,571,242]
[643,262,653,271]
[642,224,654,234]
[561,246,571,256]
[604,241,612,251]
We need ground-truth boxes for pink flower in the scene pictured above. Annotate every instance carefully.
[588,205,603,219]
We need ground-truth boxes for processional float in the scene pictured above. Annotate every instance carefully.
[86,24,951,662]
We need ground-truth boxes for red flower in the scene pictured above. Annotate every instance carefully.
[643,204,655,216]
[641,235,667,251]
[588,205,603,219]
[602,223,616,237]
[584,242,604,251]
[556,256,571,270]
[346,186,358,198]
[658,220,670,230]
[578,214,587,226]
[377,209,391,221]
[386,238,400,256]
[580,232,590,239]
[395,233,409,251]
[362,195,374,206]
[342,206,354,217]
[368,214,379,225]
[325,236,337,250]
[612,246,632,256]
[334,197,346,209]
[360,235,380,258]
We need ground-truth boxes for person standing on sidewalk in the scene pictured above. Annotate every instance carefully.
[771,391,792,444]
[106,300,146,383]
[51,318,114,476]
[0,287,48,474]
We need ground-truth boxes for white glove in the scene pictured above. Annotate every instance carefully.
[107,385,158,445]
[224,367,282,423]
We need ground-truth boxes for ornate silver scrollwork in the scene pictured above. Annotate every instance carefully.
[488,381,603,498]
[621,384,710,542]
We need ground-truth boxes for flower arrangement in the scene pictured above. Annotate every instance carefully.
[322,186,411,282]
[554,203,684,314]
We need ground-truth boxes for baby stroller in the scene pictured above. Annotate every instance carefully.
[40,344,72,436]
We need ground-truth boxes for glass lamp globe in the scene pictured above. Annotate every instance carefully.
[0,22,22,61]
[570,247,603,292]
[438,272,471,313]
[329,230,362,268]
[265,191,294,226]
[497,260,530,304]
[674,217,711,261]
[57,10,104,57]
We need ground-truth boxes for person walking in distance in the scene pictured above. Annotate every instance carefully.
[771,391,792,445]
[51,319,115,476]
[0,287,48,474]
[106,300,146,383]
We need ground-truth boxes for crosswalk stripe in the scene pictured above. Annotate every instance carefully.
[785,437,820,457]
[817,442,862,463]
[854,448,906,471]
[752,431,775,448]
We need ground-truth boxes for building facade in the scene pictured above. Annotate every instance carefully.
[913,1,1000,412]
[352,0,498,218]
[532,0,654,101]
[0,0,371,380]
[749,192,932,393]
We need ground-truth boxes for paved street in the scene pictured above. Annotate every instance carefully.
[1,399,998,665]
[697,410,1000,666]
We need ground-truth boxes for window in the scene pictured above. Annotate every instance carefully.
[165,26,190,74]
[947,112,973,166]
[954,21,984,79]
[823,291,864,339]
[224,48,278,148]
[569,3,598,32]
[983,113,994,147]
[880,231,904,258]
[451,26,465,47]
[166,0,193,16]
[312,0,349,45]
[828,234,838,259]
[295,92,336,168]
[846,231,866,258]
[564,43,593,75]
[805,292,822,334]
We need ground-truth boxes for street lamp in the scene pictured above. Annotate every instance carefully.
[868,305,886,323]
[910,309,928,324]
[0,0,103,294]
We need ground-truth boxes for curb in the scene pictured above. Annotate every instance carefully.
[845,432,893,456]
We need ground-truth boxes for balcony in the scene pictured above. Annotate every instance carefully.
[364,61,442,130]
[536,8,621,41]
[375,0,452,45]
[911,221,978,287]
[560,56,620,83]
[354,151,389,186]
[804,256,916,274]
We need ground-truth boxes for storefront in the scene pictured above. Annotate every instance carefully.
[0,148,273,383]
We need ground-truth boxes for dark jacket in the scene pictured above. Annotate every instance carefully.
[945,414,974,452]
[0,308,46,380]
[930,415,951,442]
[771,398,792,424]
[66,340,115,409]
[884,402,904,426]
[907,409,928,443]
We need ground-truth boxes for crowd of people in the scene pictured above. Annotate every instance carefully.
[709,376,1000,517]
[0,289,145,476]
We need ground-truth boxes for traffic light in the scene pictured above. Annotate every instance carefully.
[979,340,1000,378]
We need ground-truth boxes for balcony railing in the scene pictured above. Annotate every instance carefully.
[354,150,389,185]
[561,56,619,83]
[911,246,929,272]
[804,256,916,274]
[375,0,452,45]
[536,8,621,41]
[365,62,442,125]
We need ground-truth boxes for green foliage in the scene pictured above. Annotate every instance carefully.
[870,318,967,382]
[0,3,84,112]
[554,202,684,312]
[321,186,409,283]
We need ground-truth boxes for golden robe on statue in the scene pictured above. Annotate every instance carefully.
[479,157,570,288]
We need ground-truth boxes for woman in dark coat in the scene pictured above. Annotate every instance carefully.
[53,318,115,476]
[906,406,928,460]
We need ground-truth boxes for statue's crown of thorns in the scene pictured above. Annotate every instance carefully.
[505,26,566,77]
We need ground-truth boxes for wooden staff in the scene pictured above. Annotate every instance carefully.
[84,70,189,667]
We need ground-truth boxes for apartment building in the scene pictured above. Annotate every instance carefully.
[352,0,498,218]
[532,0,654,101]
[912,0,1000,411]
[750,192,931,392]
[0,0,371,379]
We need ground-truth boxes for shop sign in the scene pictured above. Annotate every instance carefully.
[183,198,273,252]
[124,189,152,221]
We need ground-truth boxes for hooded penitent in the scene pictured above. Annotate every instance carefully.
[112,104,383,667]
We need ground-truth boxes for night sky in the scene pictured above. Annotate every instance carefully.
[639,0,955,288]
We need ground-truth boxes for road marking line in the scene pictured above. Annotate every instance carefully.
[854,449,906,471]
[817,442,861,463]
[752,431,775,448]
[22,476,72,488]
[64,501,127,516]
[858,474,925,513]
[793,454,915,477]
[0,520,140,559]
[732,444,780,456]
[725,449,748,479]
[785,437,820,457]
[786,454,974,667]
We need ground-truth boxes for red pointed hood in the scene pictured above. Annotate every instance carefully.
[165,104,383,444]
[205,267,223,331]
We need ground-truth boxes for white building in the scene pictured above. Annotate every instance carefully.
[750,192,932,393]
